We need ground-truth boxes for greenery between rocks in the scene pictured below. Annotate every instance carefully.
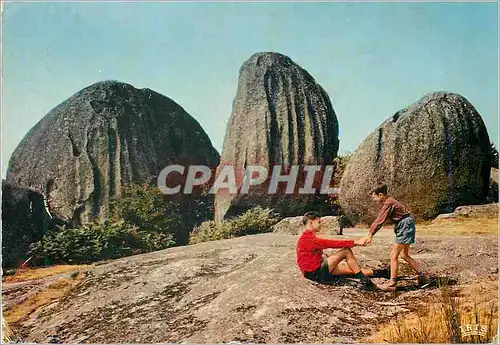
[27,184,192,265]
[110,184,184,242]
[28,221,175,265]
[189,207,280,244]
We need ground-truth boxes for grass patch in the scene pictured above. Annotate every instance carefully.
[3,265,92,283]
[3,272,86,326]
[365,280,498,343]
[416,217,498,236]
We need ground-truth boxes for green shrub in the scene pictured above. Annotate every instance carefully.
[110,184,183,240]
[27,182,216,266]
[190,207,280,244]
[28,221,175,265]
[110,183,213,245]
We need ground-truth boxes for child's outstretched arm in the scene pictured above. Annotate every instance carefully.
[313,235,367,249]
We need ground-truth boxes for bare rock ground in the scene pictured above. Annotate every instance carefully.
[3,228,498,343]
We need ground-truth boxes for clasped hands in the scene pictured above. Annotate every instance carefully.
[354,234,373,247]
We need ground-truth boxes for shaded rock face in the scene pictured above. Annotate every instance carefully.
[340,92,491,222]
[491,168,498,184]
[6,81,220,225]
[2,182,47,268]
[215,53,339,223]
[488,168,498,203]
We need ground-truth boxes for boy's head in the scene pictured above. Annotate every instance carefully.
[302,211,322,231]
[370,184,388,203]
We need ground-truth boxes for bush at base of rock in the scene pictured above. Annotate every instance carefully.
[28,221,176,265]
[110,184,185,243]
[189,207,280,244]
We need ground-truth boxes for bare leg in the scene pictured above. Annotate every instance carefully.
[326,248,373,276]
[332,262,373,276]
[401,245,420,274]
[390,244,406,280]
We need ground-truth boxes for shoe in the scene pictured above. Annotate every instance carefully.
[372,265,391,279]
[380,266,391,279]
[377,280,397,292]
[359,278,377,291]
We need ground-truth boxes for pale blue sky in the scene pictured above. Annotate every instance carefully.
[2,2,498,177]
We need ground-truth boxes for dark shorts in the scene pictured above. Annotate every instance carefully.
[304,259,337,284]
[394,216,416,244]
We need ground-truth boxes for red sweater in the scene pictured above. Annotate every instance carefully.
[296,229,354,273]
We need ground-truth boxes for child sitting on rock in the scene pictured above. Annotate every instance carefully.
[296,211,389,290]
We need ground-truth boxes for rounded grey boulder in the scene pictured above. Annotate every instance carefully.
[215,52,339,223]
[6,81,220,225]
[340,92,491,222]
[273,215,341,235]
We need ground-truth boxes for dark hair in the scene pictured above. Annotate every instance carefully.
[302,211,320,225]
[371,184,388,195]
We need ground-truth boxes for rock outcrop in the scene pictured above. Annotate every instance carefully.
[452,203,498,218]
[340,92,491,221]
[6,231,497,343]
[215,52,339,223]
[273,216,341,235]
[488,168,498,203]
[491,168,498,184]
[6,81,220,225]
[433,203,498,222]
[1,182,48,267]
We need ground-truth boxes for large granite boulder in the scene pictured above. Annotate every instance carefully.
[340,92,491,222]
[6,81,220,225]
[215,52,339,223]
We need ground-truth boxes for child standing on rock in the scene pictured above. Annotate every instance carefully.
[364,185,426,291]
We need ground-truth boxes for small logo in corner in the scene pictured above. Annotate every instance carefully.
[460,323,488,338]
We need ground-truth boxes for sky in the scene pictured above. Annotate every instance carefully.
[2,2,498,178]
